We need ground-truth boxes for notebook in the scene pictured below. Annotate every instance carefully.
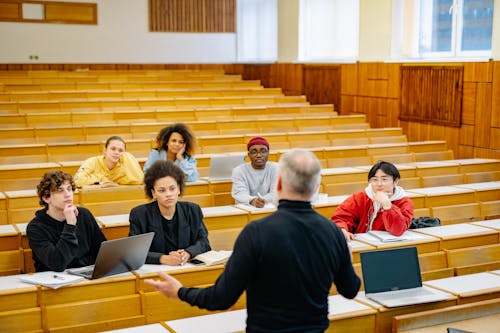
[66,232,154,279]
[207,154,246,181]
[360,246,448,307]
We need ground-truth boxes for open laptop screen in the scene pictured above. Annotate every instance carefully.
[360,247,423,294]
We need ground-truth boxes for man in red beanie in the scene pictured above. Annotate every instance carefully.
[231,136,278,208]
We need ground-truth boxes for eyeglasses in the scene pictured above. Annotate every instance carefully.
[369,177,393,185]
[249,148,269,156]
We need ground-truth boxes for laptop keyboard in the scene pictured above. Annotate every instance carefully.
[370,287,435,301]
[66,265,95,279]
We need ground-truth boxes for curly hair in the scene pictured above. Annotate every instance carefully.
[155,123,196,157]
[143,160,185,199]
[37,170,75,208]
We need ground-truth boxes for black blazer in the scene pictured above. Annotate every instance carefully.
[129,201,211,264]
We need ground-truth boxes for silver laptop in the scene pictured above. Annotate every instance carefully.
[208,154,246,181]
[360,247,448,307]
[66,232,154,279]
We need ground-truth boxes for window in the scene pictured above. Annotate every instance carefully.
[298,0,359,61]
[236,0,277,62]
[392,0,493,60]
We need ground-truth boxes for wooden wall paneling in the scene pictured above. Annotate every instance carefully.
[44,2,97,24]
[459,124,475,146]
[340,64,358,95]
[0,2,20,20]
[241,64,271,87]
[386,63,401,98]
[461,82,477,125]
[474,83,492,149]
[356,62,370,96]
[458,145,474,158]
[303,65,341,107]
[272,64,303,96]
[150,0,234,32]
[492,62,500,127]
[491,128,500,150]
[339,95,357,115]
[463,61,493,82]
[386,98,400,127]
[473,146,500,159]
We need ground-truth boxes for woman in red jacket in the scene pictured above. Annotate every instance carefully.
[331,161,414,241]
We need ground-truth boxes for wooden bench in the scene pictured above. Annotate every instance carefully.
[445,243,500,276]
[392,298,500,333]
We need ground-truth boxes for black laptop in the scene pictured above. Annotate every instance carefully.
[66,232,154,279]
[360,246,448,307]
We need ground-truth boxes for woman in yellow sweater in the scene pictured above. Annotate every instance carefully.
[74,136,143,187]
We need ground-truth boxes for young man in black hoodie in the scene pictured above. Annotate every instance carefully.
[27,170,106,272]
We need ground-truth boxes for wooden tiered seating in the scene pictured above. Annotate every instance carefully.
[0,69,499,333]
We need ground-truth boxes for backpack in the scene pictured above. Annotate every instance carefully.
[409,216,441,229]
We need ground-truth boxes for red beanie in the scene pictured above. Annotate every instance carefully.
[247,136,269,150]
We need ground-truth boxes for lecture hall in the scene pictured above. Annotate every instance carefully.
[0,0,499,332]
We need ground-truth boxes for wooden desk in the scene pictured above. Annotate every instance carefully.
[135,264,228,323]
[355,164,418,179]
[455,181,500,202]
[406,186,476,207]
[312,195,349,218]
[392,298,500,333]
[5,189,51,224]
[13,222,34,273]
[0,192,6,225]
[471,218,500,231]
[101,323,170,333]
[202,206,248,250]
[412,223,499,250]
[355,290,457,333]
[78,185,148,216]
[0,162,61,191]
[321,167,367,185]
[235,204,276,222]
[327,295,377,333]
[0,224,22,275]
[40,273,145,332]
[354,231,441,254]
[424,272,500,305]
[348,240,376,264]
[164,309,246,333]
[0,274,41,333]
[400,161,460,177]
[201,206,249,231]
[0,224,20,251]
[452,158,500,173]
[96,214,130,240]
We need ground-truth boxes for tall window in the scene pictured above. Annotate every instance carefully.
[392,0,494,59]
[236,0,277,62]
[298,0,359,61]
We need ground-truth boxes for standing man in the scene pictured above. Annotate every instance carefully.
[231,136,278,208]
[146,149,361,332]
[27,170,106,272]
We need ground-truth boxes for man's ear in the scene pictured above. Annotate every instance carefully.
[42,196,50,204]
[276,173,282,192]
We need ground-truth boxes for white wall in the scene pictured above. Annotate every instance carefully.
[0,0,236,63]
[1,0,499,64]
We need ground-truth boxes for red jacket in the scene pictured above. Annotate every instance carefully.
[331,191,414,236]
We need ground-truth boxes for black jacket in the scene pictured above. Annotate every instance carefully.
[128,201,211,264]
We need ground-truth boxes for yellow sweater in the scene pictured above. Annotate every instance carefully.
[74,152,143,187]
